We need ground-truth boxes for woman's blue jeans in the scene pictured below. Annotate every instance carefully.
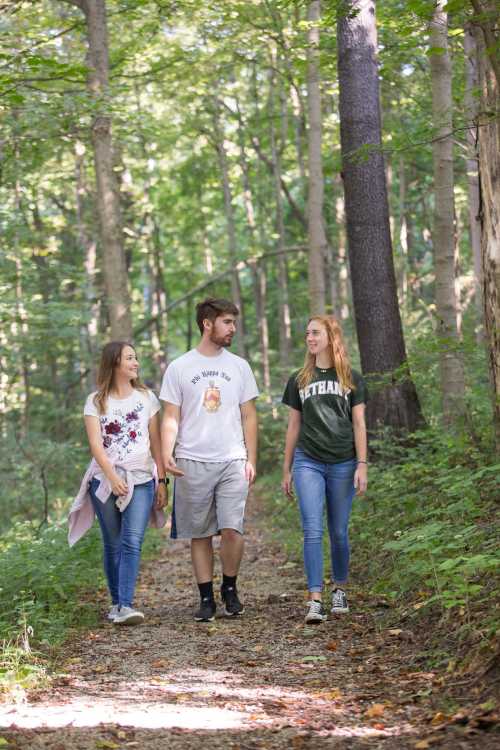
[89,478,154,608]
[292,448,356,592]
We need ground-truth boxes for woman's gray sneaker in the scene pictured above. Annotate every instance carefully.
[331,588,349,613]
[113,606,145,625]
[107,604,119,621]
[305,599,327,623]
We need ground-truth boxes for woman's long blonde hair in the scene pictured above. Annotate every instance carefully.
[297,315,355,393]
[94,341,147,415]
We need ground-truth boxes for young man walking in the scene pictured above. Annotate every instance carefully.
[160,297,259,622]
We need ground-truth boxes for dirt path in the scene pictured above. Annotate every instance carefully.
[0,494,496,749]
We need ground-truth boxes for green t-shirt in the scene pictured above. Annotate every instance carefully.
[282,367,368,463]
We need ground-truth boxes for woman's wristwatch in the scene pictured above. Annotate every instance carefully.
[158,477,170,485]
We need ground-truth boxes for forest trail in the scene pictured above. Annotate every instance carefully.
[0,493,495,750]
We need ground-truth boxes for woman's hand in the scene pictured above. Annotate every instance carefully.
[108,472,128,496]
[281,470,294,498]
[354,463,368,495]
[155,482,167,509]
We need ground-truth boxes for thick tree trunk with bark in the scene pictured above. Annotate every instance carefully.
[474,24,500,451]
[68,0,132,340]
[337,0,423,433]
[429,2,466,426]
[306,0,327,315]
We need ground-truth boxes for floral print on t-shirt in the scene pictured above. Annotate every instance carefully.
[100,402,145,456]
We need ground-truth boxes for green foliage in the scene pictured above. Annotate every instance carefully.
[353,430,499,624]
[0,521,104,649]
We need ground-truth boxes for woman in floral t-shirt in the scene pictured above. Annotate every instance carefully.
[83,341,166,625]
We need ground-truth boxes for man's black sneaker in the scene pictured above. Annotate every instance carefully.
[221,586,245,616]
[194,597,216,622]
[305,599,327,623]
[331,588,349,614]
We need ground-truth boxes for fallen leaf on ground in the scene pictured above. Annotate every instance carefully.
[325,640,338,651]
[313,689,342,700]
[151,659,169,668]
[301,655,326,662]
[388,629,403,636]
[365,703,386,718]
[430,711,449,725]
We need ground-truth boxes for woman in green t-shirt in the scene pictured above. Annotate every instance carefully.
[281,315,368,623]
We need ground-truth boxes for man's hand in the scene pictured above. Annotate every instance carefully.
[164,456,185,478]
[245,461,256,484]
[354,463,368,494]
[155,482,167,509]
[281,471,293,498]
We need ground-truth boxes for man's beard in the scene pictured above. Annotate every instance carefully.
[210,331,233,348]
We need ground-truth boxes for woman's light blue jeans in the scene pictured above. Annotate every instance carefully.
[292,448,357,592]
[89,478,154,608]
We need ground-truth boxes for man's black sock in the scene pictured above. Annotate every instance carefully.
[222,574,237,591]
[198,581,214,600]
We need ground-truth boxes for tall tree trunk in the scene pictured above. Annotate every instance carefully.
[429,2,466,426]
[474,23,500,452]
[335,183,351,321]
[337,0,423,433]
[269,58,292,371]
[464,23,484,336]
[306,0,327,315]
[236,103,272,398]
[135,87,168,370]
[212,98,248,359]
[74,141,99,389]
[67,0,132,340]
[398,156,409,307]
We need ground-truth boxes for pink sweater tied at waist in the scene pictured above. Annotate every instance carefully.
[68,449,166,547]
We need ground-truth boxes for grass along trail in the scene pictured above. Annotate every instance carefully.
[0,491,496,749]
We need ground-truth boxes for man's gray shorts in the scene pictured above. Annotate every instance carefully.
[171,458,249,539]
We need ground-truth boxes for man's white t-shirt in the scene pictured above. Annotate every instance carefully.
[84,388,160,483]
[159,348,259,462]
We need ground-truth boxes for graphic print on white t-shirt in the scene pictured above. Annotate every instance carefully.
[160,348,259,462]
[84,389,160,480]
[203,381,221,412]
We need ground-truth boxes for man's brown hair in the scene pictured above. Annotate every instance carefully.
[195,297,239,335]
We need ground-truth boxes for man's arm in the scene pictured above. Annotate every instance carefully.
[240,398,258,483]
[160,402,185,477]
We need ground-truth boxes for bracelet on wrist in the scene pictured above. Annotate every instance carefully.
[357,460,368,465]
[158,477,170,485]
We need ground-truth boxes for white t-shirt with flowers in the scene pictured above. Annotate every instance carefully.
[84,388,161,484]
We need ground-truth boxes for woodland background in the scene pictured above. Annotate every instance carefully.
[0,0,499,701]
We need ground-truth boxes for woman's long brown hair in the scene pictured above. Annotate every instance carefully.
[94,341,147,415]
[297,315,355,393]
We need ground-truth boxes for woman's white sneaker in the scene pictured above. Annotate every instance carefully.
[113,606,144,625]
[331,588,349,613]
[305,599,327,623]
